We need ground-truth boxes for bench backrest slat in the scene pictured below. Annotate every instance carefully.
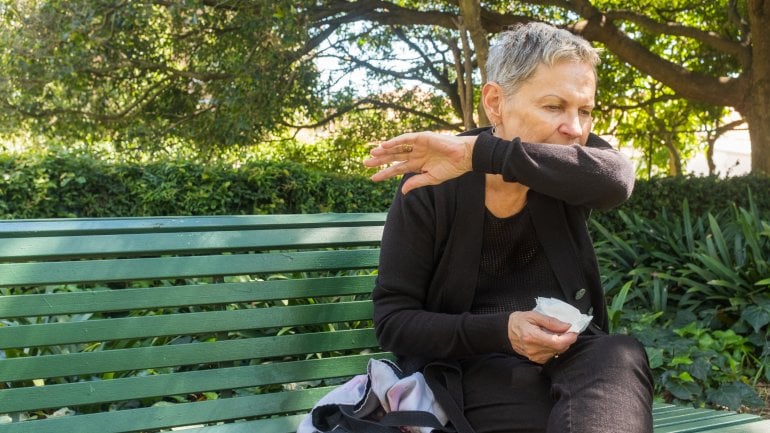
[0,213,388,237]
[0,248,380,286]
[1,226,385,260]
[1,328,378,382]
[0,388,331,433]
[1,302,374,348]
[0,275,376,317]
[1,353,389,413]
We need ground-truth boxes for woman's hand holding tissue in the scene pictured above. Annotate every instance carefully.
[507,311,578,365]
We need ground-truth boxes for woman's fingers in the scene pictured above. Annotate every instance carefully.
[508,311,578,364]
[363,132,475,193]
[370,161,411,183]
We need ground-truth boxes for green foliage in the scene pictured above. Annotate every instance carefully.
[597,196,770,410]
[0,0,318,151]
[0,148,398,218]
[3,0,761,176]
[592,174,770,232]
[4,149,770,219]
[623,311,765,410]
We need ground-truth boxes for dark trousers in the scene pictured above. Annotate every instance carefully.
[460,334,653,433]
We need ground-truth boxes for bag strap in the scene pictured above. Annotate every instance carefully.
[423,361,476,433]
[322,404,454,433]
[379,410,453,431]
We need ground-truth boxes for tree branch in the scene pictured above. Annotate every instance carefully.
[392,27,453,93]
[603,9,750,66]
[282,97,459,131]
[5,79,173,122]
[567,0,747,109]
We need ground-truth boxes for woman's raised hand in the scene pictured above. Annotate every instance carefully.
[363,132,476,194]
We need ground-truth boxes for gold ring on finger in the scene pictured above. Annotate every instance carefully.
[401,144,413,153]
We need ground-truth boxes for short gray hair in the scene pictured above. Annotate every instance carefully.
[486,22,600,96]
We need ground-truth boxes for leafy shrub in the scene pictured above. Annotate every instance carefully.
[0,150,399,218]
[593,174,770,231]
[2,149,770,219]
[597,198,770,410]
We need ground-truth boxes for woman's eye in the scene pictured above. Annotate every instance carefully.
[579,109,593,117]
[545,105,562,111]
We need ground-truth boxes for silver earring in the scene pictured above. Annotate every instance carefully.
[491,123,497,136]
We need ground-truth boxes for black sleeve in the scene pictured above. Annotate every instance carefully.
[372,180,512,362]
[471,130,634,210]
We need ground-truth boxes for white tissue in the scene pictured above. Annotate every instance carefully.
[533,297,592,333]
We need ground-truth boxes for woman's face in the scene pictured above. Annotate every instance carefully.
[487,60,596,146]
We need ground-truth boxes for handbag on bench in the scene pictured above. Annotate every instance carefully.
[298,358,468,433]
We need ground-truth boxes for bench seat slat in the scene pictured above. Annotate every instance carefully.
[653,409,756,426]
[174,415,305,433]
[0,275,376,318]
[696,420,770,432]
[0,213,388,238]
[652,407,709,421]
[0,387,332,433]
[654,413,763,433]
[0,226,384,260]
[0,353,392,413]
[1,301,374,348]
[0,249,380,287]
[1,329,379,381]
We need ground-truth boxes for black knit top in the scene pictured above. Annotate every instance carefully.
[472,206,564,314]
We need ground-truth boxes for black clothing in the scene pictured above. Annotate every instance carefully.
[373,128,634,374]
[371,127,652,433]
[472,206,564,314]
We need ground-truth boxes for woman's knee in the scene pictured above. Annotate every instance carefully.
[602,335,648,366]
[592,335,653,385]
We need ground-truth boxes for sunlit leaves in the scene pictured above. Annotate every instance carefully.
[0,0,318,151]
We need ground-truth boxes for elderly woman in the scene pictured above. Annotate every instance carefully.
[364,23,653,433]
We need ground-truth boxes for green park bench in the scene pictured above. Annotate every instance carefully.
[0,213,768,433]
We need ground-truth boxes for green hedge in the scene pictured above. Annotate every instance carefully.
[1,151,769,219]
[594,174,770,231]
[0,152,399,218]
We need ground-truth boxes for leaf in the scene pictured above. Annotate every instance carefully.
[707,214,732,265]
[706,382,743,410]
[686,357,711,381]
[645,347,664,369]
[666,379,701,401]
[707,382,764,410]
[741,305,770,333]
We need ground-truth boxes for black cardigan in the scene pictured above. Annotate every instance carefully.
[372,128,635,374]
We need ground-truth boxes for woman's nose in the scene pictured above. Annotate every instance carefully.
[559,113,583,138]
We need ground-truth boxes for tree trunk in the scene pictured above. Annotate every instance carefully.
[745,0,770,174]
[743,108,770,174]
[663,137,683,176]
[458,0,490,127]
[457,23,476,130]
[705,133,717,176]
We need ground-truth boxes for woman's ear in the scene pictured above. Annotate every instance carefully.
[481,82,503,125]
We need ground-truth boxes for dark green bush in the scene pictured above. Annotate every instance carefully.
[2,151,769,219]
[595,198,770,410]
[0,151,399,218]
[593,174,770,231]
